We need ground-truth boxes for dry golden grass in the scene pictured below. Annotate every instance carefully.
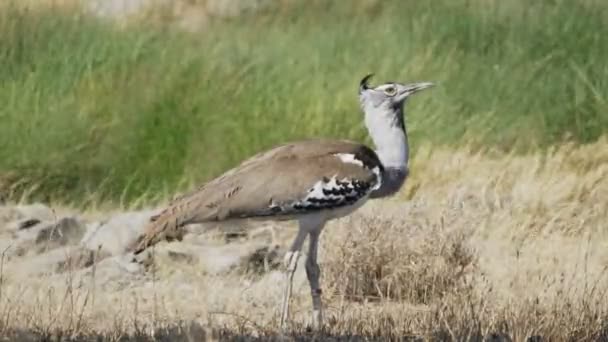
[0,139,607,341]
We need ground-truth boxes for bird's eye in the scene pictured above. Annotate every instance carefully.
[384,86,397,96]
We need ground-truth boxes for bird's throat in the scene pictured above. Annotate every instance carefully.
[365,107,410,198]
[366,108,409,171]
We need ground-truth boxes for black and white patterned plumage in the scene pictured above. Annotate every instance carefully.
[267,152,383,214]
[291,175,374,211]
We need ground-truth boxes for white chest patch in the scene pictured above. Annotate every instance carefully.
[334,153,364,166]
[371,166,382,191]
[334,153,383,192]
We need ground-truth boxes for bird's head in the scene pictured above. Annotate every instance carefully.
[358,74,434,121]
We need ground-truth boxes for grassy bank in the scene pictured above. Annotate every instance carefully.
[0,0,607,204]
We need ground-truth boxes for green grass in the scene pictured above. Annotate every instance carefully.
[0,0,607,204]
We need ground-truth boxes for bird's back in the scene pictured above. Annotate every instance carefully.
[130,139,383,254]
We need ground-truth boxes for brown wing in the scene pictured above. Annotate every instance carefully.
[129,139,382,254]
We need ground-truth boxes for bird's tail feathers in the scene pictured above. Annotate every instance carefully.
[130,208,187,255]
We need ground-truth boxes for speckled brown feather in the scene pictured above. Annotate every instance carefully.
[129,139,382,254]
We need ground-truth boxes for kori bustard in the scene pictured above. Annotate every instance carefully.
[130,74,434,330]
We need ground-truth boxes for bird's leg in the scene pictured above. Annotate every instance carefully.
[279,228,307,331]
[305,228,323,330]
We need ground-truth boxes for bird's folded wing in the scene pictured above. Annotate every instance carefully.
[130,139,382,254]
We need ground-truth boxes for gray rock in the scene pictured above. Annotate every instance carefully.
[4,218,42,235]
[81,210,156,256]
[35,217,86,246]
[242,244,283,275]
[0,203,54,233]
[132,239,272,276]
[72,255,144,291]
[17,218,41,230]
[12,217,87,256]
[55,247,110,273]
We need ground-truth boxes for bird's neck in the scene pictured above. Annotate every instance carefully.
[364,106,410,198]
[366,106,409,170]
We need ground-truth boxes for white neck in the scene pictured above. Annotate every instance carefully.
[362,102,410,198]
[363,105,409,171]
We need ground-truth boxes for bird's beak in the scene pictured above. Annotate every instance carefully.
[397,82,435,102]
[403,82,435,94]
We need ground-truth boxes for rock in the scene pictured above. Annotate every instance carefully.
[55,247,110,273]
[4,218,42,235]
[12,217,87,256]
[81,210,156,256]
[17,218,41,230]
[35,217,85,244]
[0,203,54,233]
[167,250,196,264]
[0,206,21,227]
[72,255,144,291]
[15,203,55,222]
[133,239,273,276]
[6,246,94,277]
[0,240,13,257]
[243,245,283,275]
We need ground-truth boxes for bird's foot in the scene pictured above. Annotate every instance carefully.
[308,290,323,332]
[310,310,323,331]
